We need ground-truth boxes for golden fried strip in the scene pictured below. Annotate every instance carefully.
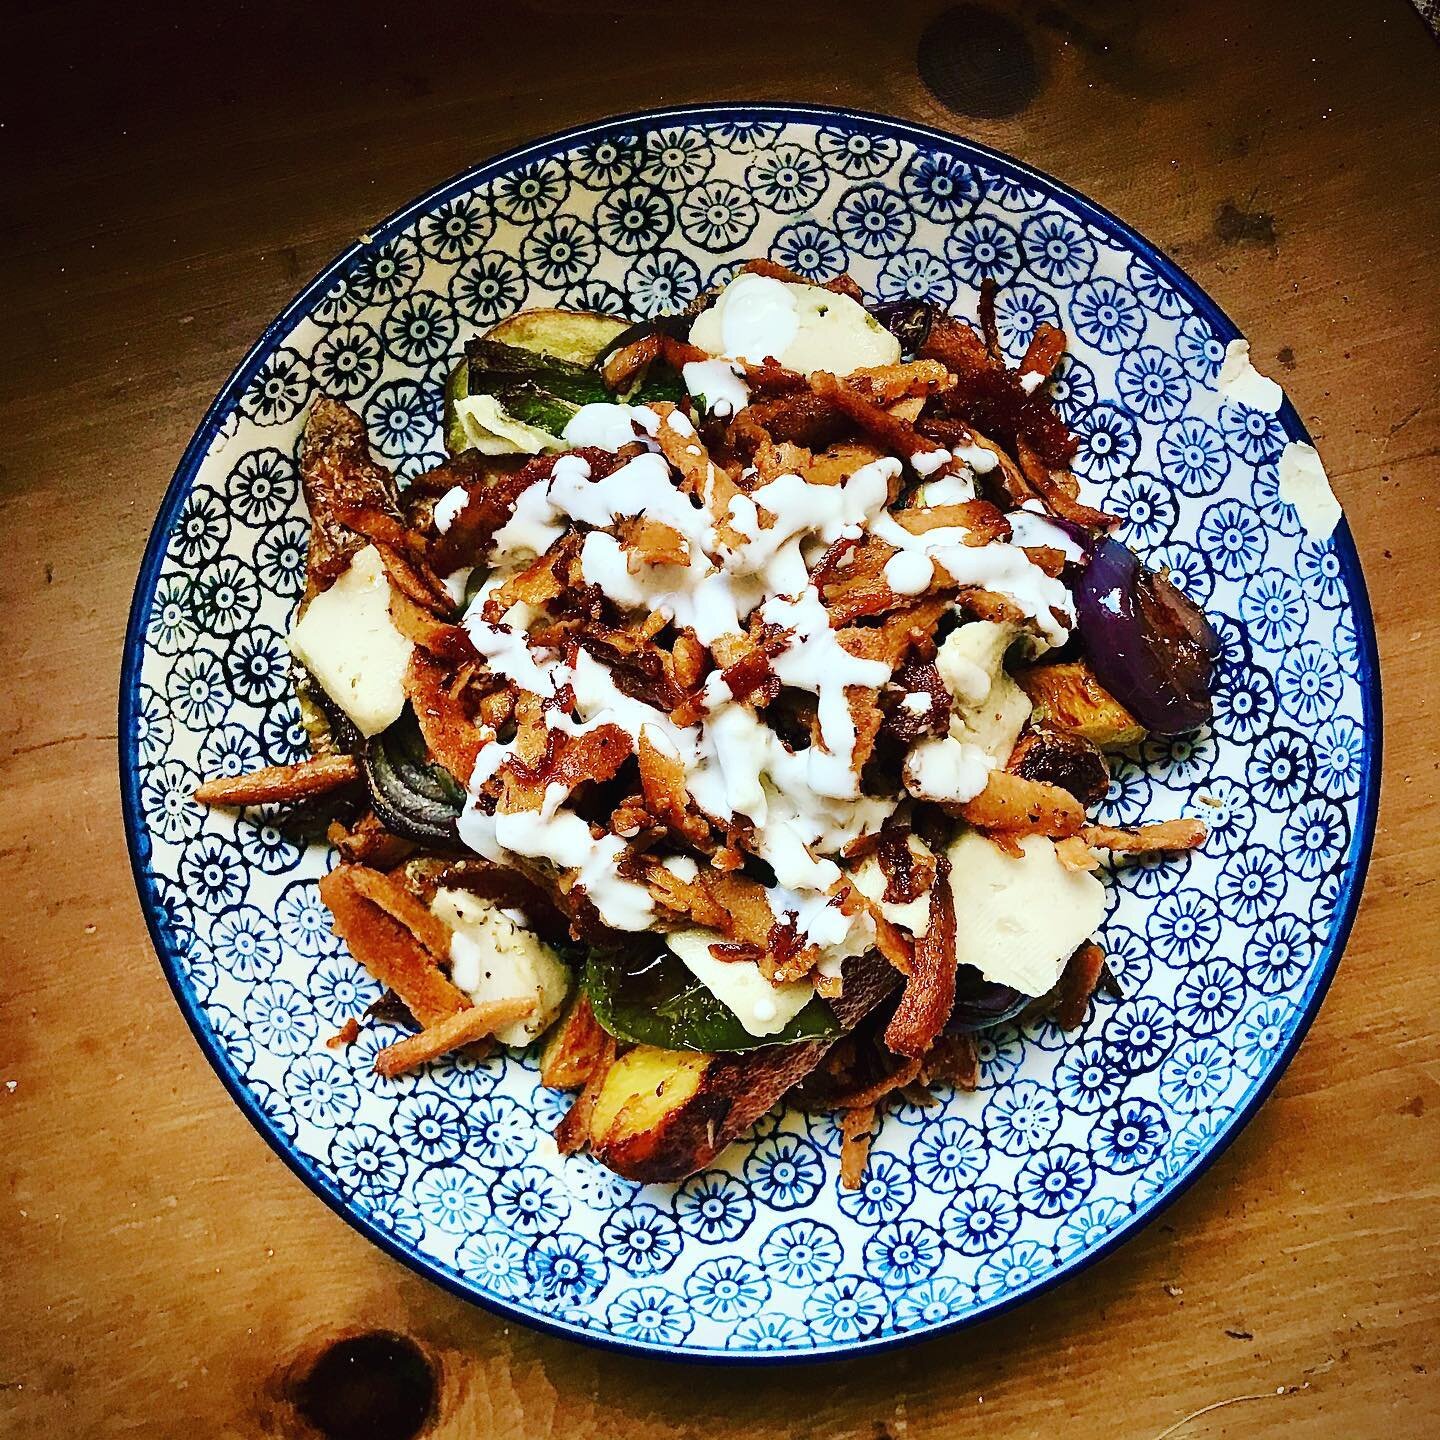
[373,997,535,1079]
[194,754,360,807]
[1013,434,1118,531]
[318,866,470,1028]
[848,360,954,404]
[957,770,1086,838]
[620,517,690,568]
[601,332,661,391]
[750,438,813,482]
[1082,820,1208,852]
[803,442,886,487]
[1055,836,1101,872]
[539,995,612,1091]
[895,501,1011,545]
[884,858,958,1059]
[375,539,456,614]
[330,812,415,870]
[638,730,713,848]
[389,587,479,664]
[649,401,750,549]
[1020,322,1067,379]
[554,1030,618,1155]
[838,598,949,668]
[831,1057,923,1111]
[810,370,932,472]
[404,649,485,785]
[920,1032,981,1091]
[491,533,578,614]
[326,1017,361,1050]
[839,1106,876,1191]
[344,864,458,961]
[955,587,1030,627]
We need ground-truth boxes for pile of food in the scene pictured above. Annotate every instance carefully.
[195,260,1217,1186]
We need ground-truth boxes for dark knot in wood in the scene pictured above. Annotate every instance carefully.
[293,1331,437,1440]
[918,5,1043,118]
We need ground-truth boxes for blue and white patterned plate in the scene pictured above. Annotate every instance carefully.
[120,105,1379,1361]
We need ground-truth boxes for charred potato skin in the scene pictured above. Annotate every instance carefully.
[1015,660,1146,750]
[589,1043,833,1184]
[586,1046,730,1182]
[1007,727,1111,805]
[586,958,901,1183]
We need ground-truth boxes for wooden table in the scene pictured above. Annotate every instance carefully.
[4,1,1437,1435]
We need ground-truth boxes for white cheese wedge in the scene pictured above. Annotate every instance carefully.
[431,888,571,1046]
[286,544,413,737]
[935,621,1032,761]
[689,273,900,376]
[947,832,1106,997]
[1277,440,1342,539]
[664,929,815,1038]
[453,392,565,455]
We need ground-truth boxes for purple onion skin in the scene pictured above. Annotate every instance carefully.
[947,967,1028,1032]
[1073,537,1221,736]
[869,299,936,358]
[1044,514,1100,558]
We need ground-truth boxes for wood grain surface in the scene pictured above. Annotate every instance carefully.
[3,2,1437,1436]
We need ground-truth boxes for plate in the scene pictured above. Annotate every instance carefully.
[120,105,1379,1361]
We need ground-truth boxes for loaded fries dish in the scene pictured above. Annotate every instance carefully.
[194,261,1218,1187]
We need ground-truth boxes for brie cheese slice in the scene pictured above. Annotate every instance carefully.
[935,621,1032,761]
[947,831,1106,997]
[664,929,815,1037]
[431,888,571,1046]
[690,273,900,376]
[286,544,413,737]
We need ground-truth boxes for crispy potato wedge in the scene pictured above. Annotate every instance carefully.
[587,1043,812,1183]
[585,957,900,1183]
[1014,660,1147,749]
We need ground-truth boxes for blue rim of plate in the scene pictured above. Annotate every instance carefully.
[118,102,1381,1364]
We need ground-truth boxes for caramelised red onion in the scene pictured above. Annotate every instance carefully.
[947,967,1029,1031]
[869,299,936,357]
[1074,537,1220,735]
[1039,512,1100,557]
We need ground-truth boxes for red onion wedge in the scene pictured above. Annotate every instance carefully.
[1073,537,1220,736]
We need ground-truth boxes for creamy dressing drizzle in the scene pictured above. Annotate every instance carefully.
[450,277,1078,955]
[433,485,470,534]
[682,358,750,418]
